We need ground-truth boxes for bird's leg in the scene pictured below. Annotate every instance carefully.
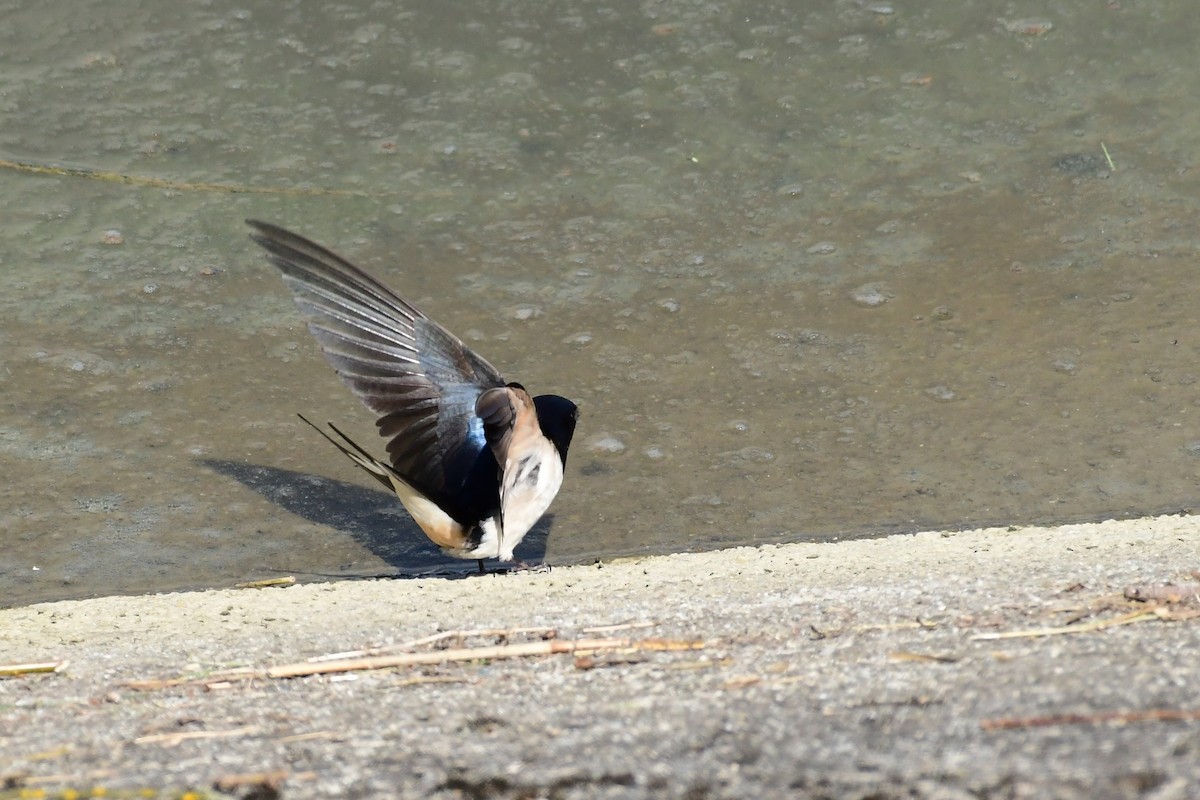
[477,559,486,575]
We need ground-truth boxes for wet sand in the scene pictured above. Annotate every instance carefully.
[3,513,1199,798]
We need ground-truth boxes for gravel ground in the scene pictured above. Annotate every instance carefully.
[3,514,1200,799]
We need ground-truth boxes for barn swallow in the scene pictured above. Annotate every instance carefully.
[246,220,578,568]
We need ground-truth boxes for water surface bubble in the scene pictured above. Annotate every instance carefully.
[586,434,626,454]
[512,305,542,320]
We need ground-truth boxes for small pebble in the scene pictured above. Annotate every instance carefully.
[850,284,889,307]
[586,435,626,454]
[925,385,958,402]
[1052,358,1078,375]
[101,229,124,245]
[1003,18,1053,35]
[512,305,542,320]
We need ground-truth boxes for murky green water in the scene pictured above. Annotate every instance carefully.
[3,1,1199,607]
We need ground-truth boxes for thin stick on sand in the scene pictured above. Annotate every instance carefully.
[265,637,635,679]
[0,661,69,677]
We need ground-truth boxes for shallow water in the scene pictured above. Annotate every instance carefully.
[3,1,1199,607]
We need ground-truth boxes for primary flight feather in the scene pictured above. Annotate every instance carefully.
[247,220,578,565]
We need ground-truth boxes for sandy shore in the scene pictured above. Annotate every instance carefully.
[3,514,1200,798]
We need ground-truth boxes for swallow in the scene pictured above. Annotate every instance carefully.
[246,220,578,568]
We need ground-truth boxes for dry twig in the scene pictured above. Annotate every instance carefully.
[970,608,1160,641]
[854,619,938,632]
[982,708,1200,731]
[234,576,296,589]
[124,635,704,690]
[266,637,633,678]
[308,626,558,662]
[212,768,288,797]
[887,651,959,664]
[134,725,262,747]
[1124,582,1200,604]
[582,620,657,634]
[0,661,68,677]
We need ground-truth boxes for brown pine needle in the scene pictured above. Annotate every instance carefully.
[392,675,475,688]
[0,157,392,197]
[982,707,1200,731]
[574,652,647,670]
[888,651,959,663]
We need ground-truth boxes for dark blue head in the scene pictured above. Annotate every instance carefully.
[533,394,579,465]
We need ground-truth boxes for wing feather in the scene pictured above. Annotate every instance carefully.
[248,220,505,516]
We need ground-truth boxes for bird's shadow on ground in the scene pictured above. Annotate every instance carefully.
[199,459,551,578]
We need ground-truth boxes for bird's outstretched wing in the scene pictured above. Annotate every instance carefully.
[247,220,506,505]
